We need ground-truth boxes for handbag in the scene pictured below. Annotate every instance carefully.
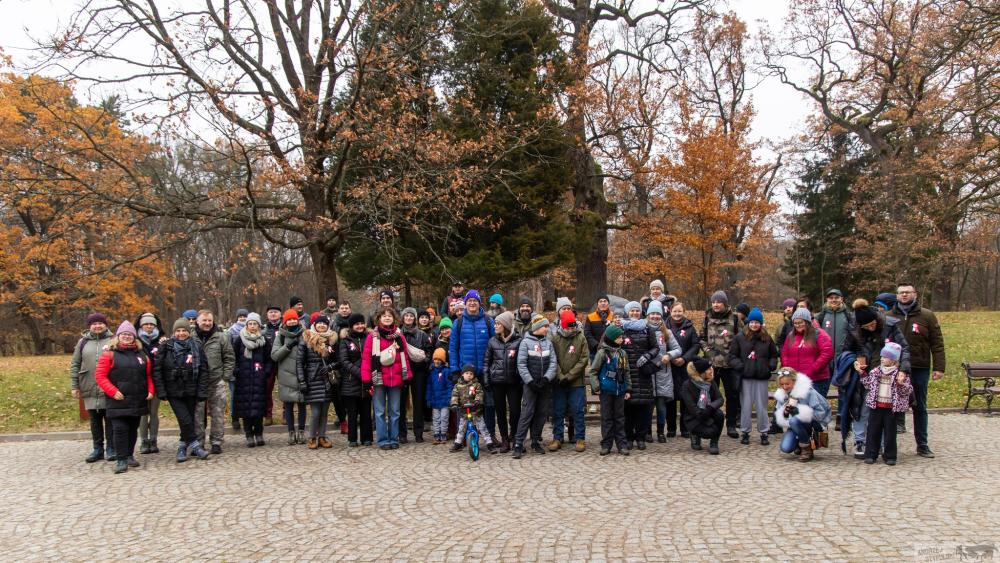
[407,342,427,363]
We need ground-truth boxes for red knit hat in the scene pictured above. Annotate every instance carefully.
[559,310,576,329]
[283,309,299,324]
[309,311,322,326]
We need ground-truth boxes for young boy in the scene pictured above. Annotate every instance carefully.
[450,364,495,453]
[426,348,453,444]
[860,342,912,466]
[588,325,631,456]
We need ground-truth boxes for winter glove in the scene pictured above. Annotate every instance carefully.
[286,342,297,351]
[635,355,649,368]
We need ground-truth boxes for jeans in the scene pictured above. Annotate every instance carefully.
[110,415,140,460]
[909,367,930,448]
[372,386,401,447]
[852,391,872,444]
[168,396,199,444]
[599,394,627,450]
[552,386,586,441]
[866,407,898,461]
[344,395,373,444]
[739,379,770,434]
[431,407,449,437]
[492,382,522,442]
[139,397,160,442]
[87,408,112,449]
[780,417,822,453]
[812,378,831,401]
[283,402,306,432]
[308,401,329,438]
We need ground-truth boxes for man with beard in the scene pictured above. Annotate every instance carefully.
[512,297,535,339]
[193,310,236,454]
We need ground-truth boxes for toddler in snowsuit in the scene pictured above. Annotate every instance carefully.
[426,348,454,444]
[860,342,912,466]
[450,365,495,453]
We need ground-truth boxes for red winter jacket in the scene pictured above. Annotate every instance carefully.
[780,329,834,382]
[361,327,411,388]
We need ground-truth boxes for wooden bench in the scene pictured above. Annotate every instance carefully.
[962,362,1000,415]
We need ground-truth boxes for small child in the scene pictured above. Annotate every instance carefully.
[426,348,453,444]
[774,369,832,462]
[450,364,495,453]
[588,325,631,456]
[860,342,912,466]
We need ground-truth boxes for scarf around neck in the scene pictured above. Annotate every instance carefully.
[239,327,266,359]
[692,377,711,409]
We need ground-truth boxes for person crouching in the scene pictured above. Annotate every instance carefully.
[679,358,725,455]
[775,369,832,462]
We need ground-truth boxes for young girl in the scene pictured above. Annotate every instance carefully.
[588,325,631,456]
[860,342,912,465]
[728,307,778,445]
[774,369,832,462]
[679,358,724,455]
[482,311,521,452]
[426,348,453,444]
[450,365,495,453]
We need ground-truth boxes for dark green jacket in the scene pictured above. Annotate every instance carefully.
[888,301,946,371]
[550,328,589,386]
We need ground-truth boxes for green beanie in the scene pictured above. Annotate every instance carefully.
[603,325,624,344]
[439,317,453,329]
[172,317,191,333]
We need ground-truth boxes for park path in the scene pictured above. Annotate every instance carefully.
[0,413,997,561]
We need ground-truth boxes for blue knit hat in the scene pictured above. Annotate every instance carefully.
[489,293,503,306]
[874,292,898,311]
[464,289,482,303]
[747,307,764,324]
[881,342,902,362]
[182,309,198,320]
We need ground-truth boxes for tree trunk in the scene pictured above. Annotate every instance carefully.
[19,311,49,355]
[310,243,340,309]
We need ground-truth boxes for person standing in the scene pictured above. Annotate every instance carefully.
[483,311,522,453]
[155,318,211,462]
[297,315,338,449]
[94,321,154,474]
[513,314,556,458]
[775,298,798,351]
[641,279,675,318]
[193,310,236,455]
[272,309,307,445]
[887,283,945,458]
[400,307,434,443]
[440,281,466,321]
[665,302,701,438]
[701,290,743,438]
[584,296,613,357]
[369,290,397,328]
[589,325,631,456]
[645,300,682,443]
[621,301,660,451]
[362,308,411,450]
[232,313,273,447]
[321,293,338,318]
[263,306,283,427]
[338,313,373,446]
[448,290,495,439]
[486,294,505,320]
[70,313,115,463]
[548,310,590,452]
[816,288,855,430]
[512,297,535,339]
[729,308,778,446]
[780,309,835,399]
[333,301,353,332]
[289,296,310,328]
[135,312,166,454]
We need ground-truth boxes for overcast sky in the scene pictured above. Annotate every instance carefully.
[0,0,811,152]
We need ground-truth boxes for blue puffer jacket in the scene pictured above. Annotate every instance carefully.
[426,364,454,409]
[449,310,494,376]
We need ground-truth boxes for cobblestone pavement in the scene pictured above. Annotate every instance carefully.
[1,413,997,562]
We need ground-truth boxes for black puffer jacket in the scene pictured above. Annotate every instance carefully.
[297,332,337,403]
[844,316,911,374]
[232,335,274,418]
[402,325,434,374]
[483,334,522,386]
[622,322,659,404]
[667,317,701,392]
[338,329,367,398]
[103,347,151,418]
[154,338,210,400]
[728,330,779,380]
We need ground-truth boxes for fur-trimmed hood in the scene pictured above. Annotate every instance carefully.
[774,372,832,429]
[302,328,337,356]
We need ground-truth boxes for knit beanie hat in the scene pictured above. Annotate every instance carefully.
[85,312,108,326]
[649,279,665,292]
[624,301,641,315]
[327,291,338,301]
[646,300,664,317]
[116,321,137,337]
[881,342,902,362]
[691,357,712,375]
[347,313,366,327]
[494,311,515,334]
[736,303,751,317]
[246,312,262,326]
[310,311,322,326]
[874,292,898,311]
[439,317,453,329]
[283,309,299,324]
[603,325,624,344]
[530,313,549,333]
[182,309,198,320]
[266,305,282,313]
[138,313,157,328]
[489,293,503,306]
[782,298,797,309]
[417,309,431,320]
[555,296,573,311]
[289,296,303,308]
[464,289,481,303]
[235,308,249,319]
[518,296,534,308]
[379,289,394,302]
[401,307,418,320]
[172,318,190,332]
[312,315,331,328]
[747,307,765,324]
[792,308,812,323]
[559,310,577,329]
[432,348,447,364]
[461,364,476,375]
[710,290,729,305]
[854,306,878,326]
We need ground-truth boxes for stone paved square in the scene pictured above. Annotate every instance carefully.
[1,414,998,561]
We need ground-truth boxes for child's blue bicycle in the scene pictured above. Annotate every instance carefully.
[461,403,479,461]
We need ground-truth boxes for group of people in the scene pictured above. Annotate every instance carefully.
[69,279,945,474]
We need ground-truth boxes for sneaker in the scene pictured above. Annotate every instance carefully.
[599,447,612,456]
[619,448,630,456]
[287,432,297,446]
[85,448,104,463]
[740,433,750,445]
[390,443,399,449]
[708,439,720,455]
[487,443,498,454]
[254,435,265,447]
[450,443,463,452]
[760,434,769,446]
[361,440,373,447]
[512,445,524,459]
[246,436,256,448]
[139,440,151,455]
[295,430,306,445]
[885,459,897,466]
[917,446,935,458]
[636,441,647,451]
[896,422,906,434]
[657,434,667,443]
[864,458,876,465]
[575,440,586,453]
[726,428,739,439]
[210,444,222,455]
[854,442,865,460]
[530,442,546,455]
[189,441,210,460]
[548,439,561,452]
[126,456,140,468]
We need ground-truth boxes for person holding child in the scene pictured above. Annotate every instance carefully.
[860,342,912,465]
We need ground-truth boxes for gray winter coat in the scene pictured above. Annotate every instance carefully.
[516,332,557,385]
[70,330,114,410]
[649,322,682,399]
[271,328,305,403]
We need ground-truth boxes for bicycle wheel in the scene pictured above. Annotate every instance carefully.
[468,427,480,461]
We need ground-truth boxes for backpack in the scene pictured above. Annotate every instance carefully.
[598,352,627,395]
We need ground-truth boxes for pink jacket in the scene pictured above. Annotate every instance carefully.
[861,366,912,412]
[780,329,834,381]
[361,328,410,388]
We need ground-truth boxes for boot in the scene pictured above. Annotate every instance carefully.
[189,440,210,460]
[657,433,666,443]
[760,434,769,446]
[307,438,318,450]
[295,430,305,444]
[644,432,653,443]
[148,440,159,454]
[287,431,297,446]
[245,435,256,448]
[512,444,524,459]
[255,435,265,447]
[176,441,188,463]
[126,456,140,468]
[600,447,612,456]
[105,447,117,462]
[548,439,561,452]
[530,441,546,455]
[499,439,511,454]
[139,440,151,454]
[486,442,498,454]
[114,459,128,474]
[708,438,720,455]
[690,436,702,451]
[210,444,222,455]
[85,447,104,463]
[575,440,586,453]
[318,437,332,449]
[414,434,424,443]
[726,428,739,439]
[636,440,646,451]
[799,446,814,462]
[740,432,750,445]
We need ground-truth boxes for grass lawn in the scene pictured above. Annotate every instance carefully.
[1,311,998,434]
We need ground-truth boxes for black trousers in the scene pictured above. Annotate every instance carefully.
[600,394,627,450]
[664,398,688,434]
[624,402,653,442]
[514,383,550,447]
[716,368,741,430]
[691,410,725,440]
[110,415,140,460]
[331,388,345,424]
[866,407,898,462]
[491,382,523,441]
[87,408,112,449]
[344,394,373,443]
[399,369,427,438]
[243,417,264,437]
[168,397,198,444]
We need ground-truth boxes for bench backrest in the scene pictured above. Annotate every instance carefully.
[963,363,1000,379]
